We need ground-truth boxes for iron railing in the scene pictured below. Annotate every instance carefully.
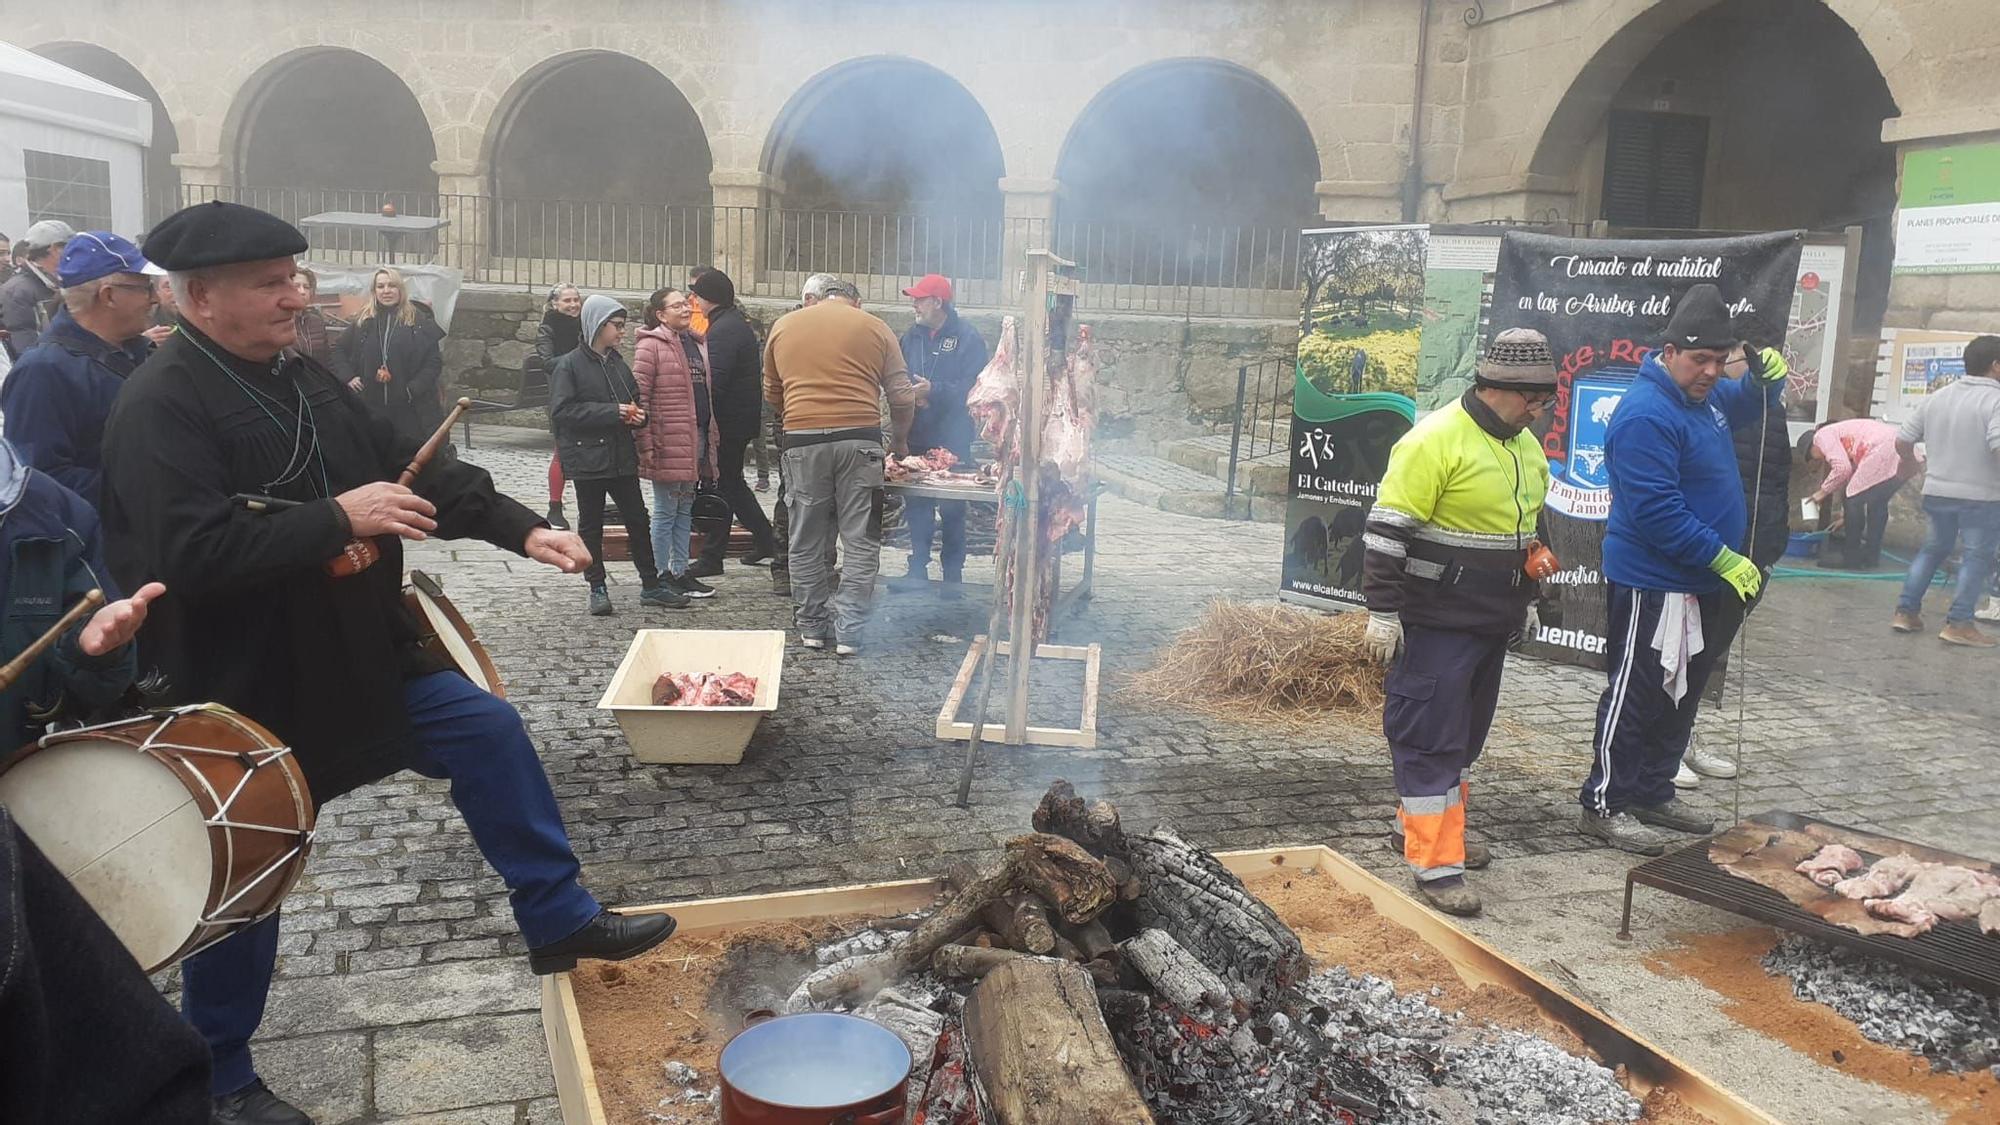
[181,185,1306,317]
[1224,354,1298,507]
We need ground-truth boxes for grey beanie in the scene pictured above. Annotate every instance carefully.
[1475,327,1558,389]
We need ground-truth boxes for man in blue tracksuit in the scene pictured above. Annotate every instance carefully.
[1577,284,1790,855]
[890,273,988,598]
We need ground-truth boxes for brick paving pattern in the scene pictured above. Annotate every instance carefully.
[184,426,2000,1122]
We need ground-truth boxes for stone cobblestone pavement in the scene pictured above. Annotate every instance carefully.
[187,426,2000,1123]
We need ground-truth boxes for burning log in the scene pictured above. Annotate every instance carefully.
[1032,779,1128,857]
[1121,928,1238,1025]
[810,833,1113,1003]
[1127,827,1307,1006]
[934,944,1034,980]
[949,863,1057,955]
[1057,917,1119,964]
[962,957,1155,1125]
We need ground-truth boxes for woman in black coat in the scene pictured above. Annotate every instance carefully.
[686,269,776,577]
[336,267,446,446]
[533,283,583,529]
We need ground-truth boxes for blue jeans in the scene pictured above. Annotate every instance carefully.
[181,672,600,1097]
[649,480,696,576]
[903,496,966,579]
[1896,496,2000,624]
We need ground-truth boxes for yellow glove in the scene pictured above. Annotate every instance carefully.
[1710,546,1763,601]
[1744,345,1789,384]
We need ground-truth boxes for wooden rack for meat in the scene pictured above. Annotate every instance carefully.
[941,249,1100,754]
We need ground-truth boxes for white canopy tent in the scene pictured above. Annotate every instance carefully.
[0,40,151,240]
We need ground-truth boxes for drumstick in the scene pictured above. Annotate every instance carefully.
[328,398,475,578]
[396,397,474,487]
[0,589,106,694]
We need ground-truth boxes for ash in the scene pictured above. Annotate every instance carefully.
[1762,935,2000,1078]
[1112,966,1640,1125]
[1300,968,1641,1125]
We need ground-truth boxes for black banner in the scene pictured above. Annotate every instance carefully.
[1490,230,1804,669]
[1280,382,1414,610]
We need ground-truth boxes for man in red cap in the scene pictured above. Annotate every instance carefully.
[890,274,987,597]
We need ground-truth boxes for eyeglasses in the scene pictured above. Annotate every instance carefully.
[1519,391,1556,409]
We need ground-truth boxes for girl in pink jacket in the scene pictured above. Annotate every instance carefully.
[634,287,722,597]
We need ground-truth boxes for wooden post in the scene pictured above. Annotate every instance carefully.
[1007,253,1052,744]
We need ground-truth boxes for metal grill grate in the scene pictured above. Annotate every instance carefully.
[1619,811,2000,997]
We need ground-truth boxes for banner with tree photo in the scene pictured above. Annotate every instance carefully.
[1281,226,1424,610]
[1490,229,1804,669]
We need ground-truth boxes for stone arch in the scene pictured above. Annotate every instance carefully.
[1053,58,1321,287]
[29,41,181,224]
[477,49,714,270]
[223,46,439,217]
[1527,0,1901,328]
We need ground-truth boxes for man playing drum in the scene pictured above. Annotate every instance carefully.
[0,435,210,1124]
[100,202,675,1125]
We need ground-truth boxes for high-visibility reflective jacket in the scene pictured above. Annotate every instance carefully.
[1363,391,1549,634]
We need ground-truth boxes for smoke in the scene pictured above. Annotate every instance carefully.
[773,59,1004,217]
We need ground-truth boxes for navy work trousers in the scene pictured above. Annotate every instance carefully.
[1383,624,1510,882]
[180,672,600,1098]
[1579,584,1735,817]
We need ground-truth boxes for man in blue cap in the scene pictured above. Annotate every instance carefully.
[1577,283,1790,855]
[1,232,161,509]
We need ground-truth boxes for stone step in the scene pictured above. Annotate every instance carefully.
[1161,432,1292,498]
[1092,453,1285,523]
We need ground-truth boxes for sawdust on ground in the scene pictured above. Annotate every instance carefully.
[1650,927,1998,1125]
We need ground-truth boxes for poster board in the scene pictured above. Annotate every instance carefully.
[1281,226,1424,611]
[1879,328,1980,424]
[1490,229,1804,669]
[1894,142,2000,275]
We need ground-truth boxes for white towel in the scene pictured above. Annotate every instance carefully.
[1651,593,1705,704]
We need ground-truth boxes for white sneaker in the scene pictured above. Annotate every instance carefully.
[835,642,860,657]
[801,636,826,650]
[1977,596,2000,624]
[1673,761,1700,789]
[1684,732,1739,779]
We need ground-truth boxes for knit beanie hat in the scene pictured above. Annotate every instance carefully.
[1475,327,1558,390]
[689,268,736,307]
[1662,283,1737,351]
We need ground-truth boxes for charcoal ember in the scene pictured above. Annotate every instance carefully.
[854,987,947,1109]
[661,1060,699,1086]
[1763,935,2000,1072]
[787,939,907,1012]
[916,1008,983,1125]
[816,927,906,966]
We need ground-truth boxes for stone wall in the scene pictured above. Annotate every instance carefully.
[444,288,1294,445]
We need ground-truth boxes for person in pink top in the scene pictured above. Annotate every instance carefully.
[1803,418,1911,569]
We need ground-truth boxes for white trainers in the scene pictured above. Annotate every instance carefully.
[1673,761,1700,789]
[1977,596,2000,624]
[1684,732,1739,779]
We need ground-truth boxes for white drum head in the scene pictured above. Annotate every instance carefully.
[416,590,495,694]
[0,739,212,969]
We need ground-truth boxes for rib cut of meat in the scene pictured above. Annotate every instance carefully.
[1832,853,1924,900]
[1795,843,1864,887]
[1983,898,2000,936]
[651,671,758,707]
[1860,864,2000,935]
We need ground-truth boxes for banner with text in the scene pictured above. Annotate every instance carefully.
[1490,229,1804,669]
[1283,226,1425,610]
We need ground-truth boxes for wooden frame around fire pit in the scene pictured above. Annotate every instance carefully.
[539,846,1777,1125]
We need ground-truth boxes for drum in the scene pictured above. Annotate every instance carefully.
[0,705,314,972]
[404,569,505,698]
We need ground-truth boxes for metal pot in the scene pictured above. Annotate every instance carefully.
[719,1011,911,1125]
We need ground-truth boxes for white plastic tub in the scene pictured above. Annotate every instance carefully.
[597,629,785,764]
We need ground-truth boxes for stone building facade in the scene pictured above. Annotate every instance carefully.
[12,0,2000,430]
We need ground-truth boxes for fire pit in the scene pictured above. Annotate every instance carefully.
[543,786,1770,1125]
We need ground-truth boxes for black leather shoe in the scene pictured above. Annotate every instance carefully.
[213,1079,314,1125]
[528,910,676,975]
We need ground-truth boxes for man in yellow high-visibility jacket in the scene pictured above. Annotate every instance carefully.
[1361,328,1558,916]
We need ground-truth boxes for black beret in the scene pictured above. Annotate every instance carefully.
[143,200,309,271]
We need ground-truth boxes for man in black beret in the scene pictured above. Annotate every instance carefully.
[98,201,675,1125]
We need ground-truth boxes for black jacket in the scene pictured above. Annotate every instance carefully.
[1734,397,1793,570]
[0,267,57,359]
[703,305,763,442]
[100,324,542,804]
[548,344,641,480]
[0,806,211,1125]
[334,306,446,445]
[900,310,989,457]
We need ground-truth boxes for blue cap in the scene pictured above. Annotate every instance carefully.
[57,231,163,288]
